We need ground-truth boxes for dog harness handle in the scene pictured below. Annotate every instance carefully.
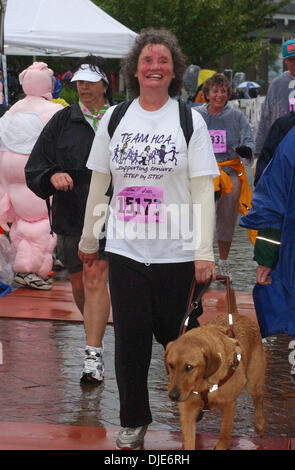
[178,277,212,336]
[216,275,235,338]
[179,275,234,338]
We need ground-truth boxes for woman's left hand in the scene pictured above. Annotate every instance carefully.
[78,249,98,267]
[194,260,216,283]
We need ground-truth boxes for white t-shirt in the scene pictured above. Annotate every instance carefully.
[87,97,219,264]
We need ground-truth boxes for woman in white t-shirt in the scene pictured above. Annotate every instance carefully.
[78,28,219,450]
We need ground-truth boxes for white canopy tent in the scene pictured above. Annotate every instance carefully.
[3,0,137,57]
[0,0,137,104]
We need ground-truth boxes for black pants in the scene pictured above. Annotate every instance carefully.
[108,253,203,427]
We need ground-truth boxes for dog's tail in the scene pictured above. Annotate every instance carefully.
[225,285,239,315]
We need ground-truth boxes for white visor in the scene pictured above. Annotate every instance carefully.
[71,64,109,84]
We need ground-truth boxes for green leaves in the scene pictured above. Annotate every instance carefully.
[94,0,289,71]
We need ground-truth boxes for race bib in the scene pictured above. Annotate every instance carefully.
[209,129,227,153]
[116,186,163,223]
[290,98,295,112]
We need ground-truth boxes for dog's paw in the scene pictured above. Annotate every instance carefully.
[255,420,266,437]
[214,440,231,450]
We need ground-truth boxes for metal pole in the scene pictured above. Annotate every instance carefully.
[0,0,8,106]
[2,53,7,105]
[0,1,4,55]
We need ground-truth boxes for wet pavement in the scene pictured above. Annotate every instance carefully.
[1,170,295,449]
[0,315,295,439]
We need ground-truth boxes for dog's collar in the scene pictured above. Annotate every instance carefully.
[192,352,242,410]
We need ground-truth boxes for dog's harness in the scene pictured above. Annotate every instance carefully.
[179,275,242,411]
[192,344,241,410]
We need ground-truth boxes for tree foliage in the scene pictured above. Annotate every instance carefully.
[93,0,290,71]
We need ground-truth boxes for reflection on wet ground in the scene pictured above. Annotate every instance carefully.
[0,318,294,438]
[0,198,294,440]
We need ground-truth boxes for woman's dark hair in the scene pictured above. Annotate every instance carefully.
[74,55,113,104]
[202,73,232,103]
[121,28,187,97]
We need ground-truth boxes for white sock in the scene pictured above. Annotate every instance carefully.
[86,344,103,354]
[219,259,229,265]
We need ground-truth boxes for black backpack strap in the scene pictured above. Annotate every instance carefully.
[108,100,134,139]
[178,99,193,147]
[106,100,133,201]
[108,98,193,146]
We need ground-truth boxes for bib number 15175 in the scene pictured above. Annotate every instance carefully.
[116,186,163,223]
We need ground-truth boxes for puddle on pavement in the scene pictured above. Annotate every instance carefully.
[0,320,294,438]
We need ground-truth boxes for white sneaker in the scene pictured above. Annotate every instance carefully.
[80,347,104,383]
[14,272,52,290]
[218,260,232,281]
[291,363,295,376]
[116,425,148,450]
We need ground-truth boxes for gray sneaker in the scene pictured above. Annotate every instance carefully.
[115,425,148,450]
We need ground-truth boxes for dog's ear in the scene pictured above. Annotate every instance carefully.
[164,341,173,373]
[202,346,221,378]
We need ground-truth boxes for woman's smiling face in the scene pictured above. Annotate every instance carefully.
[134,43,175,93]
[207,84,228,111]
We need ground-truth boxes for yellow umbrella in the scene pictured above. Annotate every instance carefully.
[198,69,216,87]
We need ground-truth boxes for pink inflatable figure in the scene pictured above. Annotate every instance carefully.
[0,62,63,289]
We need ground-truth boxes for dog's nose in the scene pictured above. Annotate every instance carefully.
[169,387,180,401]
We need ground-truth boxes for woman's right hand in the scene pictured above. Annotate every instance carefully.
[50,172,74,191]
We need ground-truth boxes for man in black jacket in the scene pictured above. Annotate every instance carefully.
[25,56,112,384]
